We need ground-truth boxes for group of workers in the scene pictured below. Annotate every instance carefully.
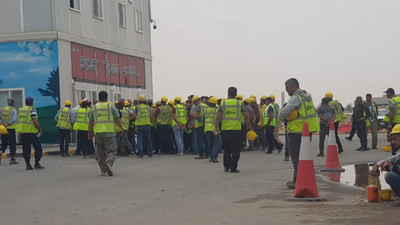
[2,78,400,207]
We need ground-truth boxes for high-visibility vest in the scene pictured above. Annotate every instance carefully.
[366,102,377,125]
[158,105,172,126]
[388,96,400,123]
[92,102,115,134]
[17,106,38,134]
[258,104,267,127]
[56,107,72,130]
[221,99,242,131]
[135,104,151,126]
[73,108,89,131]
[328,100,346,122]
[129,105,136,128]
[288,95,320,133]
[384,105,390,123]
[204,107,218,132]
[172,104,187,127]
[264,104,276,127]
[150,107,157,127]
[0,106,17,129]
[120,108,130,130]
[194,103,208,128]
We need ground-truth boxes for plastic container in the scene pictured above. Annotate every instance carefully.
[379,189,394,201]
[368,182,379,202]
[382,146,392,152]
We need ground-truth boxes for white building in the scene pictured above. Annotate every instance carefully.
[0,0,154,143]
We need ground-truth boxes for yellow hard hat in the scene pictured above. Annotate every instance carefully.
[390,124,400,135]
[244,98,251,104]
[175,96,182,102]
[236,94,243,100]
[250,95,256,99]
[260,95,267,100]
[247,130,257,141]
[0,125,8,135]
[269,95,275,100]
[325,92,333,99]
[114,101,119,104]
[125,100,129,106]
[192,95,199,102]
[152,103,157,108]
[250,97,256,103]
[286,110,299,121]
[168,100,175,106]
[139,95,146,102]
[209,96,218,104]
[65,100,72,106]
[161,96,168,103]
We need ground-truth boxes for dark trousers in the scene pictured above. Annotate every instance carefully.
[348,122,356,139]
[58,128,70,155]
[319,124,329,154]
[288,133,302,182]
[77,130,90,156]
[334,122,343,151]
[128,127,136,154]
[183,130,192,152]
[284,126,290,158]
[265,126,275,153]
[21,133,42,165]
[151,127,160,153]
[1,129,17,157]
[159,125,173,154]
[222,130,242,171]
[356,124,367,149]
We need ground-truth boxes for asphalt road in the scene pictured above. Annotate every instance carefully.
[0,133,399,225]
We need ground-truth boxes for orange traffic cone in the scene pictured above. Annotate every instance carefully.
[288,122,327,202]
[321,121,345,172]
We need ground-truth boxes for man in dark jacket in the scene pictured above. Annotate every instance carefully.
[352,96,370,151]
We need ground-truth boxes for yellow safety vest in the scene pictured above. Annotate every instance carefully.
[258,104,267,127]
[328,100,346,122]
[135,104,151,126]
[158,105,172,126]
[119,107,130,130]
[194,103,208,128]
[264,104,276,127]
[172,104,187,127]
[204,107,218,132]
[150,107,157,127]
[288,95,320,133]
[0,106,17,129]
[57,107,72,130]
[73,108,89,131]
[388,96,400,123]
[17,106,38,134]
[383,105,390,123]
[93,102,115,134]
[221,99,242,131]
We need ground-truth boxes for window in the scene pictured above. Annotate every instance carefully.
[0,88,24,109]
[135,10,143,32]
[93,0,103,18]
[70,0,80,10]
[118,3,126,27]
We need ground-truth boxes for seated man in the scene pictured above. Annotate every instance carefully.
[371,124,400,206]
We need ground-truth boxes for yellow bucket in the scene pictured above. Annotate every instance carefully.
[382,146,392,152]
[378,189,394,201]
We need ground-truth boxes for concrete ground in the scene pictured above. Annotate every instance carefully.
[0,133,399,225]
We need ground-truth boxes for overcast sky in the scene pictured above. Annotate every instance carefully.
[151,0,400,106]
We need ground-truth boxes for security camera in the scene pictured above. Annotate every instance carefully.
[152,21,157,29]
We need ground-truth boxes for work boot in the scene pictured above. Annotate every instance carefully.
[284,156,289,161]
[105,162,113,176]
[317,153,324,157]
[345,137,352,141]
[287,181,296,189]
[26,163,33,170]
[10,158,19,164]
[34,163,45,169]
[372,146,378,149]
[338,149,344,154]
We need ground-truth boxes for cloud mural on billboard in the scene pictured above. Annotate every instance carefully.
[0,40,59,143]
[0,40,59,107]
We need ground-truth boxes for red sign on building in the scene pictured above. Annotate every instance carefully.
[71,43,146,88]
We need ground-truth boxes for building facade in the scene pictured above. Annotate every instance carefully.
[0,0,153,143]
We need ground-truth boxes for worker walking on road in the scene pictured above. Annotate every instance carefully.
[172,96,188,156]
[215,87,251,173]
[325,92,345,153]
[88,91,124,176]
[0,98,19,164]
[317,98,336,157]
[18,97,45,170]
[72,100,91,158]
[384,88,400,155]
[365,93,378,149]
[279,78,320,189]
[55,100,73,157]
